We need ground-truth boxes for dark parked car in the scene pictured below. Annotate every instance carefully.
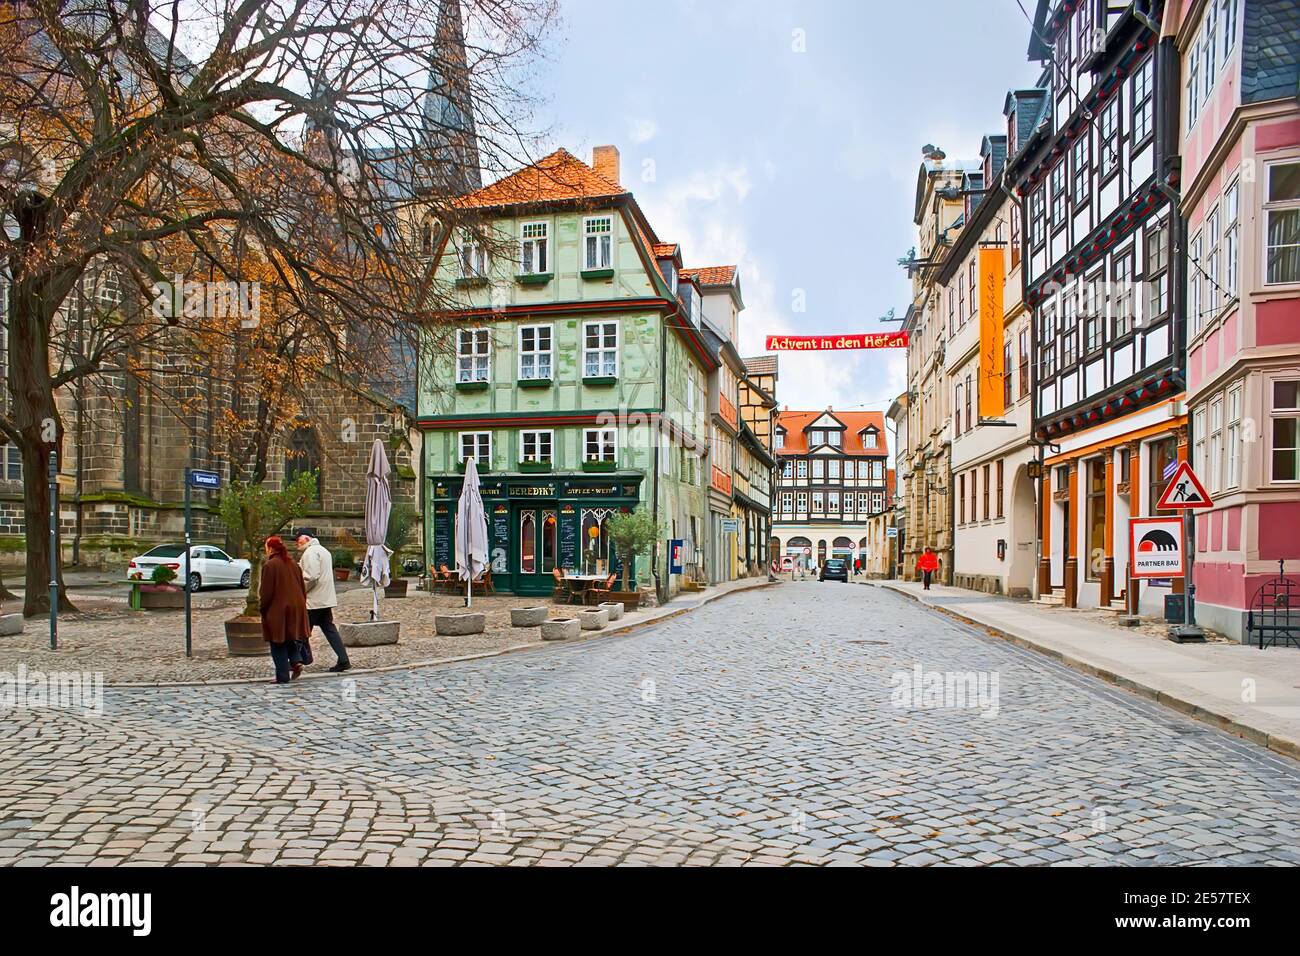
[819,558,849,582]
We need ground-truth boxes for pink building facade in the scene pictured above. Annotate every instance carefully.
[1177,0,1300,640]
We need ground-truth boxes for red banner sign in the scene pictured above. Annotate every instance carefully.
[764,332,909,351]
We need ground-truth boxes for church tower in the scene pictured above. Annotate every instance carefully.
[420,0,482,197]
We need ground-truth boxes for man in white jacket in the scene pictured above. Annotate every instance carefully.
[296,532,351,672]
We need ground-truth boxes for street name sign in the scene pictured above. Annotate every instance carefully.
[188,470,222,490]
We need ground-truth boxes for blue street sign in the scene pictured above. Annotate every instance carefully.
[189,469,221,489]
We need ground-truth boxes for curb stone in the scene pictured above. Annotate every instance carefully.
[870,580,1300,764]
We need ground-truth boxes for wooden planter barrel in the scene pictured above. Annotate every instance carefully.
[224,616,268,657]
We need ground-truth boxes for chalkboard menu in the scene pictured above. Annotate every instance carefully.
[490,504,509,574]
[433,505,452,569]
[558,503,579,570]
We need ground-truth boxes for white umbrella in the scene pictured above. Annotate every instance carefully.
[455,456,489,607]
[359,438,392,621]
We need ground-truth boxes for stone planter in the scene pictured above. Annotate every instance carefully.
[0,612,23,637]
[607,590,641,612]
[140,585,185,610]
[224,616,268,657]
[510,606,549,627]
[578,607,609,631]
[599,601,624,621]
[339,620,400,647]
[435,612,485,636]
[541,618,579,641]
[384,578,409,598]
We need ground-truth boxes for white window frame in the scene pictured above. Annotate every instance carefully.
[1269,379,1300,483]
[1264,160,1300,286]
[858,491,871,514]
[458,431,491,466]
[796,491,808,513]
[828,459,840,480]
[1226,382,1242,489]
[812,459,825,480]
[458,229,488,278]
[583,427,617,464]
[583,215,614,271]
[520,429,553,464]
[582,320,619,378]
[1208,396,1223,494]
[1206,204,1221,317]
[863,431,877,449]
[780,491,793,516]
[811,491,824,514]
[774,431,784,450]
[1189,231,1203,336]
[518,324,553,381]
[782,460,793,479]
[796,460,808,479]
[827,491,840,514]
[871,491,884,513]
[457,328,491,383]
[1224,178,1240,297]
[519,220,549,275]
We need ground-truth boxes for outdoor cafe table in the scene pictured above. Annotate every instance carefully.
[565,574,607,601]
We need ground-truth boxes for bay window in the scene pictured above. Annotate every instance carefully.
[1271,380,1300,482]
[1265,161,1300,285]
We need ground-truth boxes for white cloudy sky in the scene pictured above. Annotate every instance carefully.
[529,0,1041,420]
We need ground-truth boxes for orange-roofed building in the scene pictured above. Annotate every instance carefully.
[771,408,893,571]
[417,144,722,601]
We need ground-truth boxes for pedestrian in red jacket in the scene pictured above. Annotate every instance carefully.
[917,548,940,591]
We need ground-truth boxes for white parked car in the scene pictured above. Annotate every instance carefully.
[127,545,252,592]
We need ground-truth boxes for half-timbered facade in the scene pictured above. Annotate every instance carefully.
[771,409,892,569]
[1008,0,1187,613]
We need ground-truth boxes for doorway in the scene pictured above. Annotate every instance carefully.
[514,506,557,596]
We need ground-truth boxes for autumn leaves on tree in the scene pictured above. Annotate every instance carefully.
[0,0,556,615]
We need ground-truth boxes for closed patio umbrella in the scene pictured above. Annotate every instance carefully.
[359,438,392,621]
[456,456,489,607]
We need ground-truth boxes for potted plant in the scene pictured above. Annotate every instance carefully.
[605,509,663,611]
[331,547,354,582]
[215,472,318,656]
[383,502,418,598]
[139,563,186,609]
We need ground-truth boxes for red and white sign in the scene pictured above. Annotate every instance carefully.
[1129,516,1185,579]
[765,332,909,351]
[1156,461,1213,509]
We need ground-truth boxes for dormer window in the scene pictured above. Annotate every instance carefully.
[810,429,824,446]
[774,431,785,450]
[828,431,842,448]
[862,428,878,449]
[584,216,613,270]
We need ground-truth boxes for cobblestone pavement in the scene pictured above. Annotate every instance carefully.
[3,581,1299,866]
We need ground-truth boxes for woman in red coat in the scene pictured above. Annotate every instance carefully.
[259,535,310,683]
[916,547,940,591]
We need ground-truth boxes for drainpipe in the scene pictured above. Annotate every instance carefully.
[651,303,671,604]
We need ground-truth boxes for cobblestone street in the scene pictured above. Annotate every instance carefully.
[3,581,1299,866]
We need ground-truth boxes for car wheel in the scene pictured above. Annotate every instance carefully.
[239,570,251,588]
[187,572,201,592]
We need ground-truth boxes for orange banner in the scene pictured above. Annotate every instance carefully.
[978,247,1005,419]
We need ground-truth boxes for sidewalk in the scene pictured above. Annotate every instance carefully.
[870,578,1300,761]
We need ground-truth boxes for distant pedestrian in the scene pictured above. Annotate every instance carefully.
[260,535,310,684]
[297,532,352,673]
[917,547,940,591]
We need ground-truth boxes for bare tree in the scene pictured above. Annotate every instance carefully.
[0,0,556,615]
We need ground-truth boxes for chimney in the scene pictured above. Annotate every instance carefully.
[593,145,620,186]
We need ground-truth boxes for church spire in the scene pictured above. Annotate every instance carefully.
[420,0,482,196]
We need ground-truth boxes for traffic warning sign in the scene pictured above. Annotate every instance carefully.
[1156,461,1213,510]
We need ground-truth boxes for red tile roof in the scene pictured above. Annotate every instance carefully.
[680,265,737,286]
[652,242,680,259]
[775,409,887,455]
[455,148,627,209]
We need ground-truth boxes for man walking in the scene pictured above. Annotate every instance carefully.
[296,531,352,673]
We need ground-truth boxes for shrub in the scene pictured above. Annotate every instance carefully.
[150,564,178,586]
